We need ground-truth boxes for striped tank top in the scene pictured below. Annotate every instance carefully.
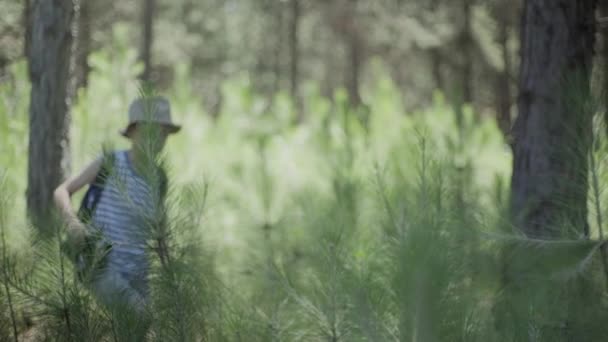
[91,150,157,282]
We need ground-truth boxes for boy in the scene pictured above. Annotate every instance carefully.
[53,96,180,311]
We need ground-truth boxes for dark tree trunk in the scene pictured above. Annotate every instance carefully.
[321,28,337,100]
[511,0,597,238]
[325,0,364,107]
[27,0,74,231]
[272,1,285,96]
[494,0,513,138]
[23,0,31,58]
[430,50,443,93]
[74,0,91,90]
[140,0,156,82]
[428,0,444,94]
[289,0,300,108]
[347,30,363,107]
[288,0,303,119]
[181,0,193,26]
[461,0,473,104]
[345,0,363,107]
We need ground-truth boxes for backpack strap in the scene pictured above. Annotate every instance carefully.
[77,151,116,223]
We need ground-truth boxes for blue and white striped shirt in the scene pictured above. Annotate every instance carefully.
[91,150,157,283]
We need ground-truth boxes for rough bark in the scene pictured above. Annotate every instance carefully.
[140,0,156,82]
[511,0,597,238]
[27,0,74,231]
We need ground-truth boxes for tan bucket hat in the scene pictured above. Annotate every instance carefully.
[120,96,182,137]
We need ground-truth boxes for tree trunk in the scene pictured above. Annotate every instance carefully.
[345,0,363,107]
[181,0,193,27]
[428,0,443,93]
[325,0,364,107]
[23,0,31,58]
[494,0,513,138]
[511,0,596,238]
[74,0,91,90]
[430,50,443,93]
[27,0,74,231]
[347,30,363,107]
[461,0,473,104]
[272,1,284,96]
[289,0,300,110]
[289,0,302,119]
[321,27,337,100]
[140,0,156,82]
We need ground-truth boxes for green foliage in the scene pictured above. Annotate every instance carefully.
[2,24,608,341]
[0,60,29,223]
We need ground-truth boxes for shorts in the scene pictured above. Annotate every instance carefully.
[90,265,149,314]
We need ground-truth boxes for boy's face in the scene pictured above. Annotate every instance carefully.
[129,122,172,157]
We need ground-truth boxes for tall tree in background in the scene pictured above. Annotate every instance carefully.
[428,0,444,93]
[289,0,301,114]
[22,0,31,58]
[493,0,515,137]
[74,0,91,90]
[272,1,285,96]
[511,0,597,238]
[331,0,364,107]
[460,0,473,104]
[140,0,156,82]
[26,0,74,231]
[346,0,363,107]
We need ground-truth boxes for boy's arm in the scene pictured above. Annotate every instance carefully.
[53,157,103,246]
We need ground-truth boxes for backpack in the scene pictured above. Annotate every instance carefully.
[69,151,116,282]
[77,151,116,224]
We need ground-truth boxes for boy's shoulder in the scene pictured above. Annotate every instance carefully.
[99,149,121,168]
[102,149,125,158]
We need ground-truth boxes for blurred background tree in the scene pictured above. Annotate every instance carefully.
[0,0,521,121]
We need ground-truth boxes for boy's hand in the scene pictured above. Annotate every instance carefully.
[66,219,88,253]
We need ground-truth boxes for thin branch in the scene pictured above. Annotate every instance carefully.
[589,117,608,291]
[55,227,73,341]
